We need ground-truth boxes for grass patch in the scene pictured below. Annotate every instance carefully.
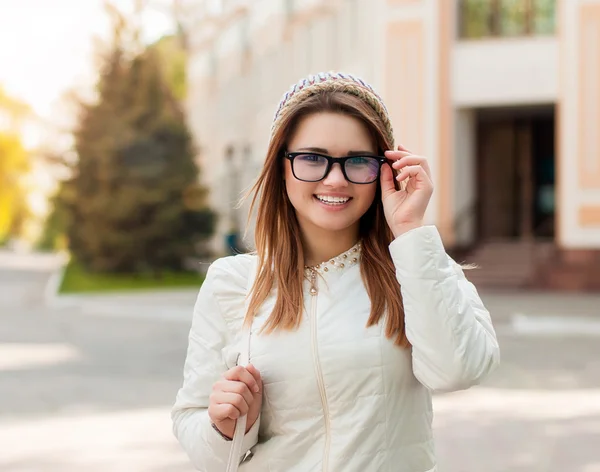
[59,261,205,294]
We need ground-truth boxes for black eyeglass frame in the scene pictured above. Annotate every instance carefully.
[284,151,389,184]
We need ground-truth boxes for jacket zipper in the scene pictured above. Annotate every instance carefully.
[308,271,331,471]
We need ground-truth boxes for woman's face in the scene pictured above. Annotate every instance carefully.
[284,112,378,237]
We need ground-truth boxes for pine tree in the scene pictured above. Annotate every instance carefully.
[61,14,214,274]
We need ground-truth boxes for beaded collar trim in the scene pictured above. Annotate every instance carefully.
[304,242,362,276]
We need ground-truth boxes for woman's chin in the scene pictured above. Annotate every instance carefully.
[306,216,360,234]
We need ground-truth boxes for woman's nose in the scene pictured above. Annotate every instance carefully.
[322,163,348,187]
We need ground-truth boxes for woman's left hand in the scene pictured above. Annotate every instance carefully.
[380,144,434,238]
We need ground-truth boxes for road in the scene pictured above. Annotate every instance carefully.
[1,250,599,471]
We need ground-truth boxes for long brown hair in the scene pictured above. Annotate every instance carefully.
[245,91,409,347]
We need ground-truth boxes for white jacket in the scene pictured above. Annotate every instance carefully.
[172,226,500,472]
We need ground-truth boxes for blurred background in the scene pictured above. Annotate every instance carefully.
[1,0,599,471]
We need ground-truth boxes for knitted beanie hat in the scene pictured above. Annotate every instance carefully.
[271,71,395,147]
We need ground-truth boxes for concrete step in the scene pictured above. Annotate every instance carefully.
[461,241,548,289]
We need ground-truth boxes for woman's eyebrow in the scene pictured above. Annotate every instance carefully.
[297,146,328,153]
[297,147,375,155]
[346,150,376,156]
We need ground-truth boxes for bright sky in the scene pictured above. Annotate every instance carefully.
[0,0,174,123]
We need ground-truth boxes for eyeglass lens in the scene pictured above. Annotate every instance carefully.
[292,154,380,183]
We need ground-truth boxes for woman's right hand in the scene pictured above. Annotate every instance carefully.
[208,364,263,439]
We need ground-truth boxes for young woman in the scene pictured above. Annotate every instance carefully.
[172,72,500,472]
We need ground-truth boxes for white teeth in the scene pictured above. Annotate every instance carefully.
[316,195,350,204]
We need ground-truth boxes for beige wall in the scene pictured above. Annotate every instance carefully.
[379,0,453,240]
[185,0,489,252]
[187,0,600,253]
[452,37,559,107]
[187,0,385,252]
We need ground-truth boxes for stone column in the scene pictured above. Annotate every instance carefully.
[558,0,600,248]
[381,0,454,243]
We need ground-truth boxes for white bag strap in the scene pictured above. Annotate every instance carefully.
[225,257,258,472]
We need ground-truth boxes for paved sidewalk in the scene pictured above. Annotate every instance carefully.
[47,286,600,329]
[49,288,199,322]
[1,252,600,471]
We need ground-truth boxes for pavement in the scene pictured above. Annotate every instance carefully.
[1,249,600,471]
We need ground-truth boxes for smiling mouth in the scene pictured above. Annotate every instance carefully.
[314,195,352,205]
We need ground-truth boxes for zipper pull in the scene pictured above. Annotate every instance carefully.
[307,267,318,296]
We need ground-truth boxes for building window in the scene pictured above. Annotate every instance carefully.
[284,0,295,17]
[531,0,555,35]
[225,146,238,210]
[209,49,218,78]
[306,22,313,71]
[459,0,556,39]
[348,0,358,51]
[329,13,339,69]
[240,17,252,73]
[207,0,223,16]
[240,17,250,53]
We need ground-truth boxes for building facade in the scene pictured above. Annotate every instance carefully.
[186,0,600,290]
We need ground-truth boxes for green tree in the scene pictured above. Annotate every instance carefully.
[61,8,214,273]
[36,190,68,251]
[150,34,187,101]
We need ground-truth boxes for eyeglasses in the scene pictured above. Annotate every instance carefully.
[284,151,387,184]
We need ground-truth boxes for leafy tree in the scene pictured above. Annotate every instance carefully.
[36,190,68,251]
[150,34,187,101]
[60,6,214,273]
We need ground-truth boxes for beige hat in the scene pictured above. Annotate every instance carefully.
[271,71,394,147]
